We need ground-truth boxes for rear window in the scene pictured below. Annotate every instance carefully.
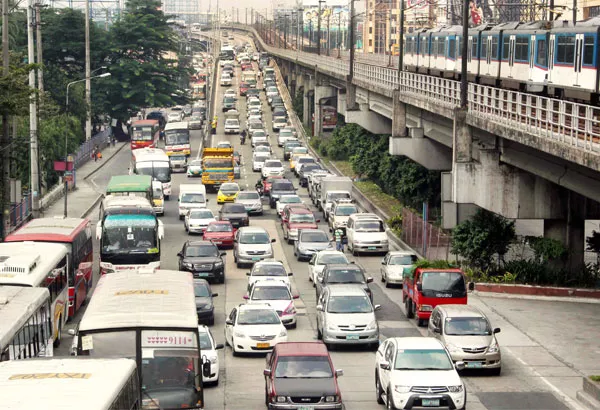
[222,204,246,213]
[273,182,294,191]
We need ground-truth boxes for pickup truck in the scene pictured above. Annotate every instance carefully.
[402,264,474,327]
[315,263,373,302]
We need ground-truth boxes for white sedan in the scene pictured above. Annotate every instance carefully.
[224,303,287,355]
[167,111,182,122]
[308,250,349,284]
[380,251,418,287]
[184,208,216,234]
[198,325,224,385]
[276,195,304,217]
[246,259,292,291]
[246,280,298,328]
[261,159,285,178]
[224,88,237,98]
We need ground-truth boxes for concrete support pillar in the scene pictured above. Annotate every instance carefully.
[453,108,472,163]
[391,90,407,138]
[345,75,356,111]
[303,91,311,129]
[314,85,335,137]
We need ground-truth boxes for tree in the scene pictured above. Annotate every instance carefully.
[451,208,516,270]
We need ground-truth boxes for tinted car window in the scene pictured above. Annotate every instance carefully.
[275,356,333,378]
[327,268,365,283]
[222,204,247,213]
[273,182,294,191]
[185,244,219,257]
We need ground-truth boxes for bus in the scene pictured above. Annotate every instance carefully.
[72,268,205,409]
[0,242,69,348]
[192,82,207,100]
[164,121,191,158]
[131,148,172,199]
[0,287,53,361]
[130,119,160,151]
[96,196,164,275]
[321,105,338,131]
[4,217,93,320]
[0,358,140,409]
[106,175,153,204]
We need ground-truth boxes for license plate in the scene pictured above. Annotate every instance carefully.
[298,407,314,410]
[346,335,359,340]
[197,273,209,277]
[256,342,270,348]
[422,399,440,407]
[213,241,222,244]
[466,362,483,368]
[368,246,377,250]
[252,257,261,261]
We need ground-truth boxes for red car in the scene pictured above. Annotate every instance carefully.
[264,342,344,410]
[281,207,319,244]
[241,62,253,71]
[239,82,249,96]
[203,221,235,248]
[279,203,310,219]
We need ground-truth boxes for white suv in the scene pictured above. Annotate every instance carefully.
[233,226,276,268]
[346,213,389,256]
[245,279,298,328]
[375,337,467,410]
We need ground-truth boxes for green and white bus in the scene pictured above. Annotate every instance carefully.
[106,175,153,204]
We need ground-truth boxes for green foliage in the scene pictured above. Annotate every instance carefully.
[0,57,35,117]
[586,231,600,254]
[413,259,457,269]
[293,89,303,122]
[451,209,515,270]
[590,376,600,383]
[386,213,403,236]
[525,236,566,262]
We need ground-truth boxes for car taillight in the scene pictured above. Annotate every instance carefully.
[283,302,295,315]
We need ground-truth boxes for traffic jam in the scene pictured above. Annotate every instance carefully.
[0,32,502,410]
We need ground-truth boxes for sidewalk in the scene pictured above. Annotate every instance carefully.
[41,141,128,219]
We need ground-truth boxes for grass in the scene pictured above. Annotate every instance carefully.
[591,375,600,382]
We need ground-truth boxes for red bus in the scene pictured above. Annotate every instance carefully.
[322,105,338,131]
[4,217,94,320]
[130,119,160,150]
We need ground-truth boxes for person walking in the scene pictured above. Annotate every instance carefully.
[92,145,98,162]
[334,228,344,252]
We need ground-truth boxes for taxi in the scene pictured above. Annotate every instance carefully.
[217,182,241,204]
[289,152,310,171]
[187,159,203,177]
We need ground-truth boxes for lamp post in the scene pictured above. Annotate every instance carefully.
[64,72,111,217]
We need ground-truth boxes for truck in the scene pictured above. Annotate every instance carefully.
[319,176,353,219]
[201,148,235,191]
[402,262,474,327]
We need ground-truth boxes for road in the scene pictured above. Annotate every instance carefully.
[54,33,600,410]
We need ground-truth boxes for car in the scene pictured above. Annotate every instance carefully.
[316,285,380,349]
[222,66,234,77]
[375,337,467,410]
[177,240,226,283]
[428,304,502,375]
[184,208,217,234]
[224,303,288,355]
[248,122,265,137]
[203,221,235,248]
[272,106,287,118]
[183,105,192,117]
[218,203,249,228]
[253,143,272,154]
[224,88,237,98]
[220,74,232,86]
[189,114,203,129]
[290,153,309,172]
[167,111,182,122]
[233,150,242,164]
[170,154,187,173]
[251,133,269,148]
[263,342,344,410]
[217,182,241,204]
[270,96,284,108]
[308,250,350,284]
[283,141,302,160]
[146,110,166,128]
[222,97,237,112]
[239,82,250,96]
[294,229,334,261]
[294,156,317,176]
[247,98,262,111]
[235,190,264,215]
[315,263,373,302]
[246,88,260,99]
[277,129,295,147]
[245,279,298,328]
[216,140,233,149]
[256,175,284,196]
[328,200,359,232]
[247,106,262,117]
[269,179,296,208]
[380,251,419,287]
[224,118,240,134]
[187,159,203,177]
[346,214,389,255]
[246,259,292,291]
[261,159,285,178]
[266,85,279,98]
[272,116,288,132]
[298,163,324,187]
[198,325,224,385]
[281,207,320,244]
[280,204,311,227]
[275,194,303,217]
[233,226,276,268]
[194,279,218,325]
[252,151,270,172]
[247,113,263,123]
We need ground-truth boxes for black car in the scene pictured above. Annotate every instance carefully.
[269,179,297,208]
[219,203,249,228]
[298,163,324,187]
[194,279,218,325]
[272,107,288,119]
[222,97,236,112]
[270,96,284,109]
[246,88,260,99]
[178,240,226,283]
[146,111,166,128]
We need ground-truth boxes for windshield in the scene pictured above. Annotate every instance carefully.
[301,231,328,242]
[237,192,260,200]
[249,123,262,129]
[194,282,210,297]
[220,184,239,193]
[389,255,418,265]
[285,143,301,151]
[290,214,315,224]
[265,161,282,168]
[280,130,293,137]
[318,253,348,264]
[273,183,294,192]
[189,209,213,219]
[185,245,218,257]
[152,187,163,199]
[239,232,270,244]
[275,356,333,378]
[132,126,154,141]
[252,264,286,276]
[223,97,235,103]
[394,349,453,370]
[137,162,171,183]
[237,309,280,325]
[101,215,157,253]
[327,192,351,202]
[181,193,205,203]
[204,158,233,168]
[198,332,213,350]
[206,223,232,233]
[251,286,291,300]
[328,268,365,284]
[191,115,202,122]
[225,119,239,126]
[255,146,270,153]
[444,317,492,336]
[355,220,385,232]
[327,295,372,313]
[267,87,278,93]
[165,130,190,145]
[335,205,358,216]
[253,132,267,138]
[421,271,466,293]
[280,196,301,204]
[222,204,246,213]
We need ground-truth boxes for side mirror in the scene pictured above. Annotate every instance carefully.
[246,272,251,276]
[95,221,102,240]
[350,261,355,264]
[212,293,219,297]
[367,277,373,283]
[177,252,183,257]
[316,304,324,311]
[317,276,323,283]
[468,282,475,291]
[374,304,382,311]
[271,238,276,243]
[379,361,390,370]
[293,294,300,299]
[206,198,209,202]
[225,319,233,326]
[263,369,271,377]
[381,259,386,265]
[316,219,321,223]
[220,252,226,256]
[158,221,165,240]
[493,327,501,334]
[335,369,344,377]
[68,329,76,336]
[202,361,211,378]
[243,295,249,300]
[416,283,423,292]
[433,327,441,334]
[455,361,466,371]
[288,272,293,276]
[215,343,224,350]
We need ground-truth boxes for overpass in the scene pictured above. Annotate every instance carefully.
[221,23,600,271]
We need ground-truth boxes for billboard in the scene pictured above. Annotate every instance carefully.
[303,6,349,32]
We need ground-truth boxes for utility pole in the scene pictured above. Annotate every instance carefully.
[348,0,355,80]
[398,0,404,77]
[35,3,43,92]
[85,0,91,141]
[460,0,468,108]
[573,0,577,24]
[317,0,324,55]
[2,0,10,237]
[284,15,288,49]
[326,12,330,56]
[28,0,40,217]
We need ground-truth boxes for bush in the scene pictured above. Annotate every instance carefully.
[386,214,403,236]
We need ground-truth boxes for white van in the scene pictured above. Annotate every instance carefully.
[252,152,270,172]
[151,180,165,216]
[178,184,208,219]
[346,213,389,255]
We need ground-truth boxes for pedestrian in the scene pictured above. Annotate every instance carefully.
[334,228,344,252]
[111,134,116,147]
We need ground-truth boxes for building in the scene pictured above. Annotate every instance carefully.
[161,0,199,24]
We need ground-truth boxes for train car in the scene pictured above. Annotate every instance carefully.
[455,24,495,81]
[417,30,432,74]
[478,23,515,86]
[430,26,462,78]
[404,29,429,72]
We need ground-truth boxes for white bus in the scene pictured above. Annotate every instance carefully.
[0,357,140,409]
[0,242,69,348]
[164,121,191,158]
[131,147,172,199]
[72,268,205,409]
[0,287,53,361]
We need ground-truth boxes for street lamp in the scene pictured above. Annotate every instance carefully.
[64,72,111,217]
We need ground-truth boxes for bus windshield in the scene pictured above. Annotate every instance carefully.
[165,130,190,145]
[136,162,171,183]
[132,126,154,141]
[204,158,233,168]
[101,214,158,253]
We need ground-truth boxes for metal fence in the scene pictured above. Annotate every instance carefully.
[8,194,32,232]
[401,207,452,261]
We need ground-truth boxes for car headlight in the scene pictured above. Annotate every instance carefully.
[327,323,337,331]
[289,229,298,236]
[234,331,246,338]
[209,355,218,364]
[366,320,378,330]
[394,385,411,394]
[381,238,389,243]
[448,385,464,393]
[325,395,338,402]
[183,262,193,268]
[488,340,499,353]
[275,396,287,403]
[278,329,287,338]
[419,304,433,312]
[254,202,262,208]
[446,343,462,353]
[214,261,224,267]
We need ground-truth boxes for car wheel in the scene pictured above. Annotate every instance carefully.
[387,389,396,410]
[208,317,215,326]
[218,274,225,284]
[236,262,242,269]
[490,367,501,376]
[405,299,414,319]
[375,372,384,404]
[289,322,297,329]
[316,326,322,340]
[231,342,238,357]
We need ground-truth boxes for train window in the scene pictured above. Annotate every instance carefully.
[536,39,547,66]
[481,39,488,59]
[449,38,456,59]
[472,38,478,58]
[420,37,429,55]
[556,35,575,64]
[583,36,595,65]
[441,37,447,57]
[515,37,529,61]
[491,37,499,59]
[502,37,510,60]
[458,38,462,57]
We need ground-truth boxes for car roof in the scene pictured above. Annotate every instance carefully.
[350,213,381,220]
[193,278,211,286]
[327,284,370,297]
[238,226,268,233]
[274,342,330,357]
[325,263,363,271]
[289,208,313,215]
[387,250,417,257]
[435,304,485,318]
[300,228,326,235]
[254,259,284,266]
[238,303,276,311]
[186,240,216,247]
[392,337,445,350]
[252,279,289,288]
